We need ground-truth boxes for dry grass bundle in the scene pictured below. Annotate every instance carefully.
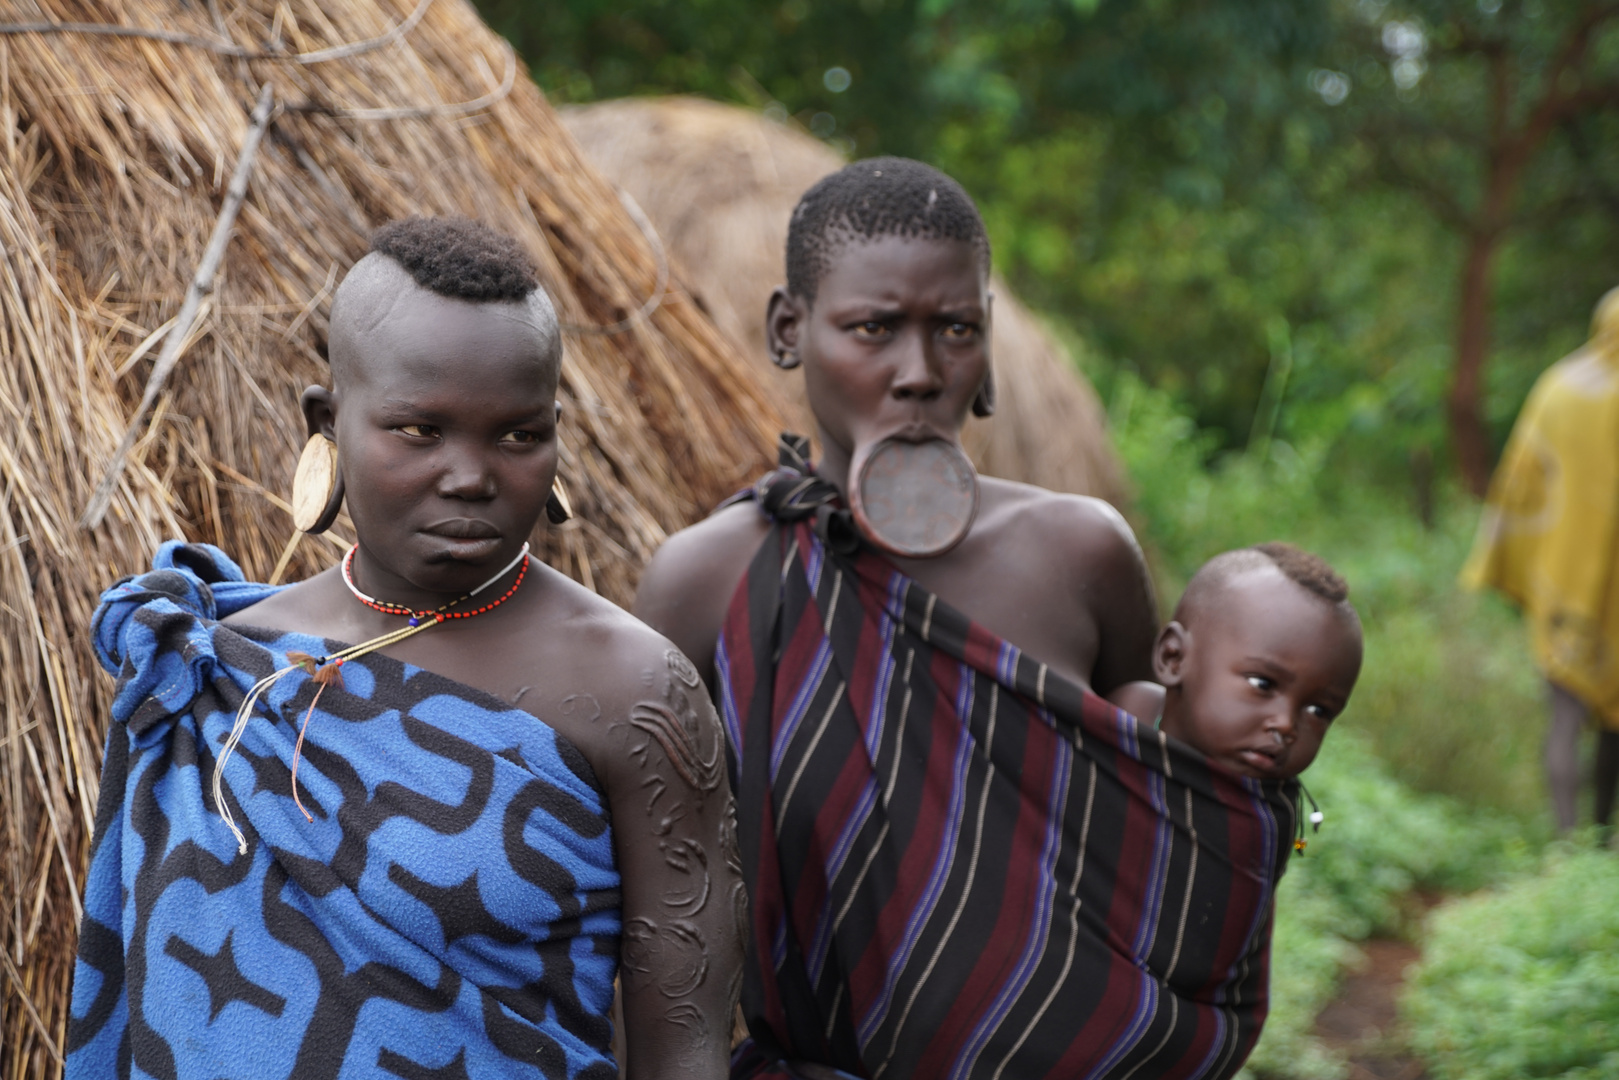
[562,95,1127,505]
[0,5,784,1076]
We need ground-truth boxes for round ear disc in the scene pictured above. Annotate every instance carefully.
[849,437,979,559]
[291,434,344,534]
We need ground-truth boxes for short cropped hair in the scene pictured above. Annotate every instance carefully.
[370,216,538,301]
[1179,542,1354,624]
[785,157,990,304]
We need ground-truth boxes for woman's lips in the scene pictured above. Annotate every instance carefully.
[421,521,503,560]
[424,519,500,540]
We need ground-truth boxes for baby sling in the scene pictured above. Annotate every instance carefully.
[719,438,1299,1080]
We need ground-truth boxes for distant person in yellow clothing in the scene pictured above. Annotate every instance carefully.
[1465,288,1619,833]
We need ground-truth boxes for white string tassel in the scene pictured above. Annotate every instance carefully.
[214,663,301,854]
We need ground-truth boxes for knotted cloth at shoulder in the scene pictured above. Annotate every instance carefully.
[91,541,282,733]
[723,433,863,555]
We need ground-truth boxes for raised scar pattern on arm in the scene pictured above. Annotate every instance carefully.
[628,700,723,797]
[619,916,710,999]
[659,837,710,917]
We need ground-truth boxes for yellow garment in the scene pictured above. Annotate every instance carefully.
[1463,289,1619,728]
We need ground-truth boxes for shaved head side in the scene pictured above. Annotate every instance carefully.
[328,252,561,388]
[1177,542,1359,634]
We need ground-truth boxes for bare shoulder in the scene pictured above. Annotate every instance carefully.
[979,477,1142,563]
[636,503,771,608]
[632,502,772,687]
[541,571,726,799]
[220,573,304,626]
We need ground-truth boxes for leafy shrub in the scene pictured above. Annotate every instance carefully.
[1240,735,1525,1079]
[1403,843,1619,1080]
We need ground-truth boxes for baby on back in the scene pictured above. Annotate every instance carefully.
[1109,542,1363,781]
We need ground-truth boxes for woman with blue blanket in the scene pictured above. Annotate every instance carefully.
[70,218,744,1080]
[636,161,1307,1079]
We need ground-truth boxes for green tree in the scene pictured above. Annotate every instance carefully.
[1318,0,1619,493]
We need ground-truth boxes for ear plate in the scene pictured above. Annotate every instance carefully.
[291,435,344,534]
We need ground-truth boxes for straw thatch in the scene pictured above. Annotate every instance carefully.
[0,5,785,1076]
[562,95,1127,504]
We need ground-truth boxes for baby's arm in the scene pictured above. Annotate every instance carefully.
[1106,680,1165,725]
[599,646,744,1079]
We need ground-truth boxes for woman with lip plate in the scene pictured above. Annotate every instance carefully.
[636,160,1314,1080]
[69,218,742,1080]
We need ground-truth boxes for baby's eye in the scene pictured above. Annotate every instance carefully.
[498,430,539,445]
[395,424,439,439]
[1304,704,1336,722]
[1246,675,1275,693]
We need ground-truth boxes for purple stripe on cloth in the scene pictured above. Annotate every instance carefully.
[716,636,743,751]
[855,671,978,1043]
[771,638,834,782]
[946,736,1072,1080]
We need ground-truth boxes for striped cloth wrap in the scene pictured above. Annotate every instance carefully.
[719,438,1300,1080]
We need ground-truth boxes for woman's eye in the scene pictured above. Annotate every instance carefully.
[499,430,539,445]
[1246,675,1275,693]
[396,424,438,439]
[941,322,978,340]
[852,321,889,338]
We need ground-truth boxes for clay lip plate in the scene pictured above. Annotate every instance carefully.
[850,437,979,558]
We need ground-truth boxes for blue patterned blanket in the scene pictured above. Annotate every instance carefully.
[68,543,621,1080]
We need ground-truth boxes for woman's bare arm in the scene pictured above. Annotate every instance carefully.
[595,644,745,1079]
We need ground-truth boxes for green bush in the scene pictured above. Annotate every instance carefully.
[1240,735,1525,1079]
[1403,843,1619,1080]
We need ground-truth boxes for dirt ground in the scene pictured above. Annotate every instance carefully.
[1311,938,1427,1080]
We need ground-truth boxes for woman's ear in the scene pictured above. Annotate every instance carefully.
[300,385,337,441]
[1153,622,1190,687]
[766,286,805,369]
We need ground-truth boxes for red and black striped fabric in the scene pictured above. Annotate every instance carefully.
[718,445,1299,1080]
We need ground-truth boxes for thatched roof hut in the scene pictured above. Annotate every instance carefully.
[0,4,783,1075]
[562,95,1127,504]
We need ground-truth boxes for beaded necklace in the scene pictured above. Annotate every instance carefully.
[213,544,532,853]
[341,542,531,626]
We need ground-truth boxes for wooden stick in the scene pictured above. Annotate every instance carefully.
[81,83,274,529]
[267,530,301,586]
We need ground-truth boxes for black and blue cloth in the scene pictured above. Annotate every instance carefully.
[68,543,621,1080]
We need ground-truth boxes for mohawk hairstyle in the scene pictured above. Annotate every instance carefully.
[369,216,538,301]
[1250,542,1350,604]
[1177,541,1354,625]
[785,157,990,304]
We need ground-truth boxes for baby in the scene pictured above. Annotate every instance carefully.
[1109,541,1362,780]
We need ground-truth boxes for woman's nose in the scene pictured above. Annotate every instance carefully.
[890,332,945,401]
[437,448,497,500]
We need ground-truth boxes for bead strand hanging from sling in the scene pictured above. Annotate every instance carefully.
[213,544,532,852]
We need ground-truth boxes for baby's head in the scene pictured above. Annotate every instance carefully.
[1156,542,1362,780]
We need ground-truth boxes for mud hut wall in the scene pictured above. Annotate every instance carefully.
[0,5,783,1076]
[561,95,1127,506]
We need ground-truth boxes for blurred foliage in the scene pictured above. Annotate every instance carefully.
[479,0,1619,483]
[1241,732,1529,1079]
[1403,840,1619,1080]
